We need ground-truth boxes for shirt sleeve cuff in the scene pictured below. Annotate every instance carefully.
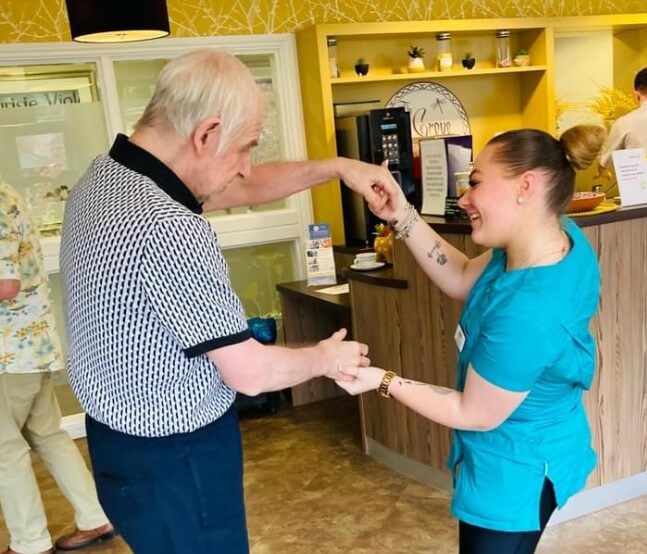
[184,329,252,359]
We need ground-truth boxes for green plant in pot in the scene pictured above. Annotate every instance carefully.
[407,45,426,73]
[354,57,369,76]
[461,52,476,70]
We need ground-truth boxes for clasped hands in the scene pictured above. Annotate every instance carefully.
[316,329,387,396]
[337,159,409,223]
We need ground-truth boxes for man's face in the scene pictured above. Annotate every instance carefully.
[193,116,263,200]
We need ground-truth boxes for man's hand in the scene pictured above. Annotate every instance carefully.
[336,158,406,219]
[316,328,369,380]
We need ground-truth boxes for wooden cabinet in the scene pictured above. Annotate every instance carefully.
[296,15,647,244]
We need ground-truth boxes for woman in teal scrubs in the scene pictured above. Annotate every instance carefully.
[337,125,606,553]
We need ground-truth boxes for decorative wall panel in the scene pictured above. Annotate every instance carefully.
[0,0,645,43]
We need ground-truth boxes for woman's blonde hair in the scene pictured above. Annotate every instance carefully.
[488,125,606,214]
[136,48,263,154]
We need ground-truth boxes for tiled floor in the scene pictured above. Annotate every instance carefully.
[1,396,645,553]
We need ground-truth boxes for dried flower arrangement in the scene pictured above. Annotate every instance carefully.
[587,85,638,128]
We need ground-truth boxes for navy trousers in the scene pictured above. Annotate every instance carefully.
[458,478,557,554]
[86,408,249,554]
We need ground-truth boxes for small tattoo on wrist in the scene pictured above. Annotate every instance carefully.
[398,379,453,395]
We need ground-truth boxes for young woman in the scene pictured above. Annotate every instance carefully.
[337,125,607,554]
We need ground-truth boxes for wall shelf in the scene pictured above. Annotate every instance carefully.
[296,14,647,244]
[332,65,548,85]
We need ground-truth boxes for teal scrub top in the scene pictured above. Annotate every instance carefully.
[449,217,600,532]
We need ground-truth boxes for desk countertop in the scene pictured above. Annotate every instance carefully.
[276,278,350,309]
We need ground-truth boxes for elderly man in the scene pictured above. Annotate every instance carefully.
[599,66,647,169]
[60,48,397,553]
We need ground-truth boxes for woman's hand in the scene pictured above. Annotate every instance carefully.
[335,366,386,396]
[336,159,408,222]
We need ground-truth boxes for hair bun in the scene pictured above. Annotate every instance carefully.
[559,125,606,171]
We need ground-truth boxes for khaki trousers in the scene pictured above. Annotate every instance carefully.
[0,372,109,554]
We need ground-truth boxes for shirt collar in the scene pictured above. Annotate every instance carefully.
[109,133,203,214]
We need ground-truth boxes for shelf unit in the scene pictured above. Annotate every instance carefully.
[296,15,647,244]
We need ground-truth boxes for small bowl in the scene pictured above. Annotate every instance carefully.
[565,192,605,213]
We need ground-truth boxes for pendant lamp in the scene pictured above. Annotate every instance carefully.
[65,0,170,43]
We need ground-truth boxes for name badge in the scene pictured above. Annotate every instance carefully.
[454,324,466,352]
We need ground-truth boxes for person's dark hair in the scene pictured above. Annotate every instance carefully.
[634,67,647,94]
[487,125,606,214]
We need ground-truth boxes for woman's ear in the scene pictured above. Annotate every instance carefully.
[516,169,539,203]
[192,116,221,156]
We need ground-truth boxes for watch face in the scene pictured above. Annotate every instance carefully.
[386,81,470,141]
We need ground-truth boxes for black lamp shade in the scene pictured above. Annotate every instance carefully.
[65,0,170,43]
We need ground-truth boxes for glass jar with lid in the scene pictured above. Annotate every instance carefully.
[327,37,339,78]
[495,30,512,67]
[436,32,453,71]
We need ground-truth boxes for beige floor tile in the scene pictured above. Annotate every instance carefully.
[0,396,644,553]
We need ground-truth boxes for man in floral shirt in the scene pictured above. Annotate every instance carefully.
[0,181,115,554]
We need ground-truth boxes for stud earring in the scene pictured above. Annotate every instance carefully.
[516,197,524,205]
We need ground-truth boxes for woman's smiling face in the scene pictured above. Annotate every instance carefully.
[458,144,523,248]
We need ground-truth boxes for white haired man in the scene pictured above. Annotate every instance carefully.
[60,48,398,553]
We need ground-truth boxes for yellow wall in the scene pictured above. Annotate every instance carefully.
[1,0,646,43]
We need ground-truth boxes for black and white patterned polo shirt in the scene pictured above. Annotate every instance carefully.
[61,134,251,437]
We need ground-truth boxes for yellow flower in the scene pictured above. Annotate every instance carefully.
[0,353,15,365]
[28,321,48,337]
[18,240,33,257]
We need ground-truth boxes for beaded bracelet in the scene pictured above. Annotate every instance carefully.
[390,202,419,240]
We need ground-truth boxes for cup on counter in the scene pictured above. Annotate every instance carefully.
[353,252,377,267]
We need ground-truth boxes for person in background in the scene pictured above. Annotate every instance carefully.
[599,66,647,169]
[0,181,116,554]
[60,48,398,554]
[337,125,606,554]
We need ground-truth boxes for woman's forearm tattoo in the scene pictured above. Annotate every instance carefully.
[398,379,453,395]
[427,240,448,265]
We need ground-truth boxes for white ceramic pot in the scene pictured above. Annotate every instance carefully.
[407,57,426,73]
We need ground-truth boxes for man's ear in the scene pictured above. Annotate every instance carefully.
[192,116,221,156]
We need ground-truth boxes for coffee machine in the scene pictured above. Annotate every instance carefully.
[335,107,417,245]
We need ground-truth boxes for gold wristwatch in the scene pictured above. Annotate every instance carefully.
[379,370,397,398]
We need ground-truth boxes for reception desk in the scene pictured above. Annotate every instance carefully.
[345,205,647,522]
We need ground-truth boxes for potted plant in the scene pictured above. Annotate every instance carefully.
[461,52,476,70]
[407,45,426,73]
[513,48,530,66]
[354,57,369,76]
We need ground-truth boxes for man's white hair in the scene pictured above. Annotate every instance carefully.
[136,48,263,153]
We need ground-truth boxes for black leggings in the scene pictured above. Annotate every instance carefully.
[458,479,557,554]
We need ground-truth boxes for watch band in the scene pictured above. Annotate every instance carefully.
[379,370,397,398]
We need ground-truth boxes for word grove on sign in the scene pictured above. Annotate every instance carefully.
[411,107,453,137]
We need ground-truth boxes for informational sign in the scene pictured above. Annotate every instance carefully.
[419,138,448,215]
[0,90,82,109]
[306,224,337,286]
[612,148,647,207]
